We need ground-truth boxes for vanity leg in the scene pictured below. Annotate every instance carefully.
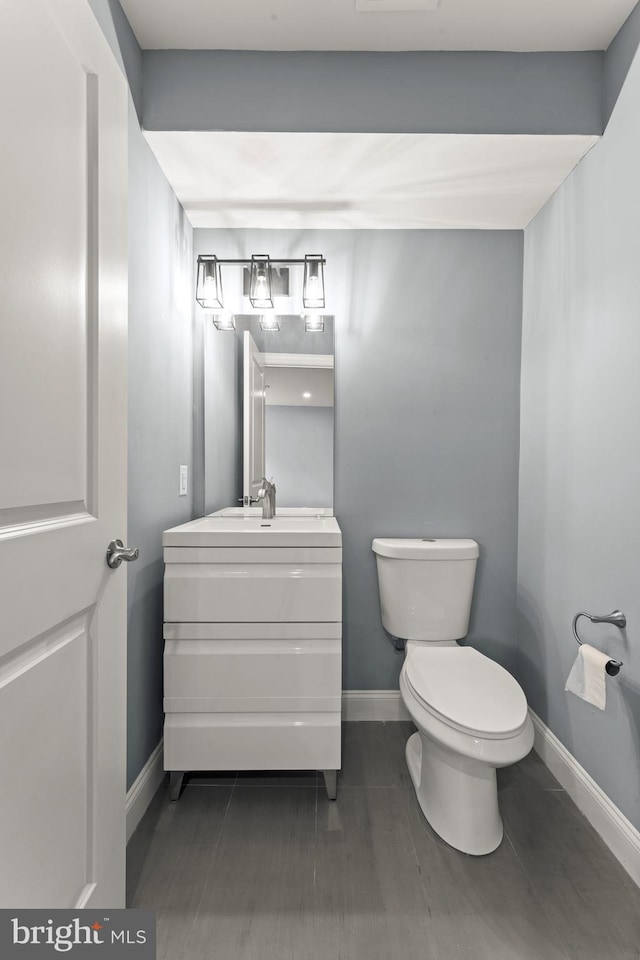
[169,772,185,802]
[323,770,337,801]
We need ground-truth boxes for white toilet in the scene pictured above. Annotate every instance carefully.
[372,537,534,855]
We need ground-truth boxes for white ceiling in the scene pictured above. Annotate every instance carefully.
[120,0,636,51]
[144,131,598,230]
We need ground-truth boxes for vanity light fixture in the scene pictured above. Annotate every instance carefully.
[196,254,326,320]
[196,256,223,309]
[303,392,312,399]
[303,314,325,333]
[303,255,325,309]
[211,312,236,331]
[259,314,281,332]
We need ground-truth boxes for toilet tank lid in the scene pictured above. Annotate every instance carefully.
[371,538,479,560]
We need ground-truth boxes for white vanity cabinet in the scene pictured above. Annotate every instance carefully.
[162,512,342,799]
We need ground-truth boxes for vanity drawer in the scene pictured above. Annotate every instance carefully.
[164,562,342,623]
[164,546,342,564]
[163,637,342,712]
[164,621,342,641]
[164,712,341,772]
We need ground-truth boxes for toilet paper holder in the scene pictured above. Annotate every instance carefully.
[571,610,626,676]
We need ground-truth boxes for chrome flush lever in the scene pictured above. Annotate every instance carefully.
[106,539,140,569]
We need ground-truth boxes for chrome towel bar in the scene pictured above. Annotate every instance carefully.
[571,610,625,676]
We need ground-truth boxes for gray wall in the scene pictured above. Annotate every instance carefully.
[605,0,640,125]
[195,228,523,691]
[336,231,523,689]
[89,0,194,789]
[143,50,603,135]
[519,46,640,829]
[126,111,193,789]
[266,406,333,509]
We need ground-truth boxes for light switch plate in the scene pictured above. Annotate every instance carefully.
[179,465,188,496]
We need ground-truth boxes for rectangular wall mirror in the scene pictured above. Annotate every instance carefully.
[203,315,334,513]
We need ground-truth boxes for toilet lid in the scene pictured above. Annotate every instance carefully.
[405,646,528,739]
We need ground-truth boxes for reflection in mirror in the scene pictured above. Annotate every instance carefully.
[261,343,334,509]
[203,315,334,514]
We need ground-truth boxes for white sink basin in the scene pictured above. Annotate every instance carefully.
[163,513,341,547]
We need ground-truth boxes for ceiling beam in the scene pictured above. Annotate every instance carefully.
[142,50,604,137]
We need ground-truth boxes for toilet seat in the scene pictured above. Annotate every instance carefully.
[405,646,529,740]
[400,659,535,855]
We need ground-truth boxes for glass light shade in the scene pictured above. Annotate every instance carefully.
[196,256,223,309]
[303,313,324,333]
[212,312,235,331]
[250,255,273,309]
[303,255,325,309]
[259,314,280,332]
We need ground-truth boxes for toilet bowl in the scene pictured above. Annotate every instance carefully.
[372,537,533,856]
[401,643,533,855]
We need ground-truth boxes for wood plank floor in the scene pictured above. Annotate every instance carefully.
[127,722,640,960]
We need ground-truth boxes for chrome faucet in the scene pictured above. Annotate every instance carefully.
[257,477,276,519]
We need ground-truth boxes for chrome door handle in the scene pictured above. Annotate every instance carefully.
[106,539,140,569]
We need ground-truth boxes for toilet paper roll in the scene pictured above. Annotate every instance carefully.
[564,644,610,710]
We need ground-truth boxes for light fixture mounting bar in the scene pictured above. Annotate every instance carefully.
[202,258,325,266]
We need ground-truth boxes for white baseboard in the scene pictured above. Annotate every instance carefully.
[342,690,411,721]
[126,740,165,842]
[530,709,640,888]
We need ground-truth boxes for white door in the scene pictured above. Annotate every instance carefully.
[0,0,129,908]
[243,331,266,502]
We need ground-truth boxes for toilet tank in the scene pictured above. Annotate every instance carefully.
[372,539,479,642]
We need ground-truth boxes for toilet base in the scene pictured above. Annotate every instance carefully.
[406,731,503,856]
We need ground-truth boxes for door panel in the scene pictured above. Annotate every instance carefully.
[0,613,92,906]
[0,0,128,908]
[0,1,95,521]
